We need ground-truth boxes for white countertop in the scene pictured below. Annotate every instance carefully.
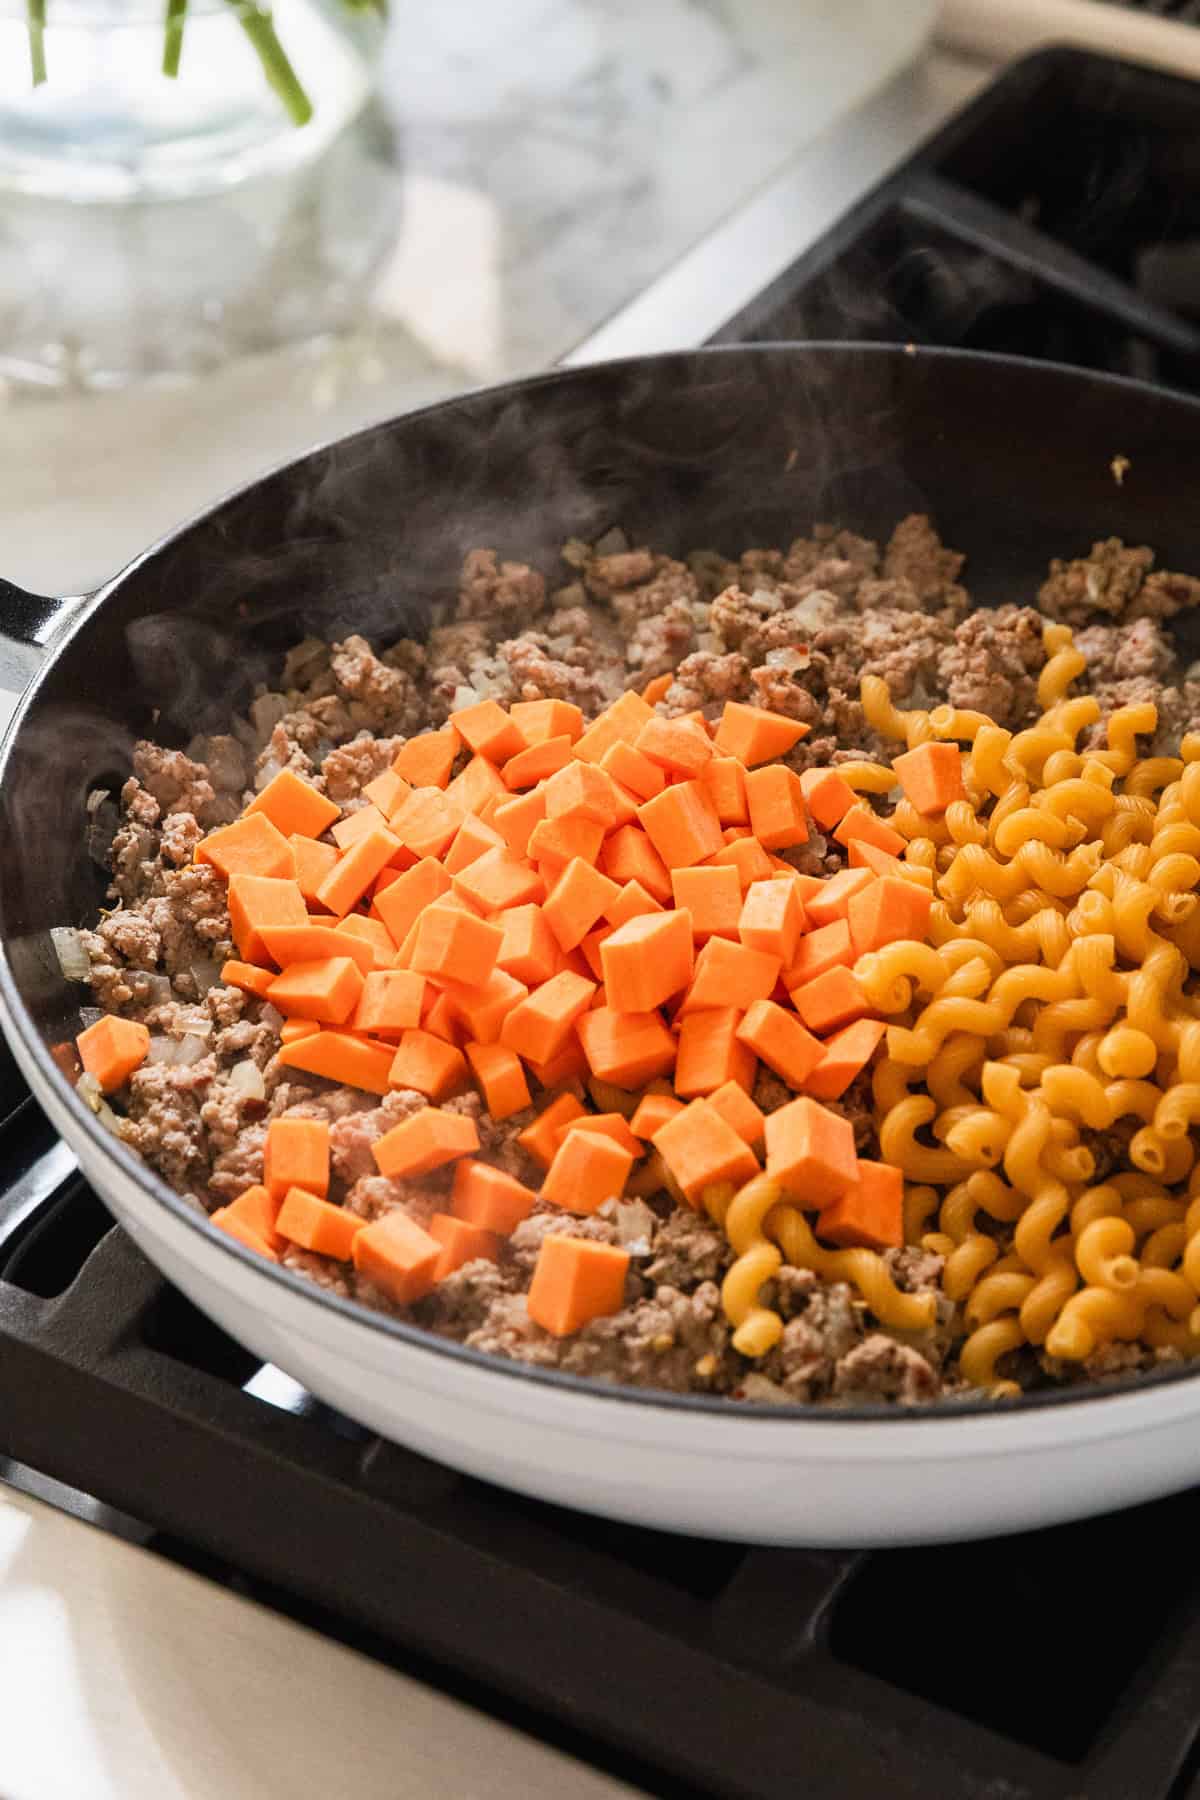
[0,11,992,1795]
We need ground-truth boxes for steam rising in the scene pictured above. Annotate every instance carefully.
[116,348,933,742]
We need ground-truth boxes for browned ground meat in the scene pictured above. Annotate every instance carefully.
[75,516,1200,1406]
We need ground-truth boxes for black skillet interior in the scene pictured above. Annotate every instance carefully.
[4,342,1200,1072]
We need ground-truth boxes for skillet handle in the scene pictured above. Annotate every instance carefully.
[0,576,91,691]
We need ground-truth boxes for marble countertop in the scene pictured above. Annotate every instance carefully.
[0,0,936,597]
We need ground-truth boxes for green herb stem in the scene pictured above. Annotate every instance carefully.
[163,0,188,76]
[225,0,313,125]
[27,0,46,85]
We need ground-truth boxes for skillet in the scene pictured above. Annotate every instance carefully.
[3,343,1200,1547]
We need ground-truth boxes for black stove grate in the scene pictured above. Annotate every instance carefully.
[716,45,1200,399]
[7,44,1200,1800]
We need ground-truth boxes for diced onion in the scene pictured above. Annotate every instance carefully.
[228,1059,266,1101]
[189,958,223,996]
[146,1032,209,1067]
[76,1071,103,1112]
[613,1199,655,1253]
[250,693,289,743]
[76,1069,122,1135]
[50,926,91,982]
[738,1374,791,1406]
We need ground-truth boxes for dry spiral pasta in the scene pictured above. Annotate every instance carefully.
[708,614,1200,1396]
[849,622,1200,1389]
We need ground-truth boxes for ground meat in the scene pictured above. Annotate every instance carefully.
[936,604,1047,728]
[119,1056,218,1193]
[583,548,657,601]
[1038,537,1155,625]
[209,1125,266,1203]
[328,636,423,735]
[825,1072,875,1155]
[661,649,752,715]
[644,1207,732,1289]
[458,548,547,626]
[832,1335,943,1404]
[464,1279,734,1392]
[506,1205,623,1273]
[498,631,618,711]
[415,1256,520,1335]
[131,742,219,823]
[881,512,966,612]
[320,733,406,805]
[343,1172,441,1226]
[1075,616,1174,688]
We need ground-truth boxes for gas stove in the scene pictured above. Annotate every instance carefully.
[7,44,1200,1800]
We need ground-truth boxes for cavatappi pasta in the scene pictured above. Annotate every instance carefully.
[827,625,1200,1390]
[701,616,1200,1400]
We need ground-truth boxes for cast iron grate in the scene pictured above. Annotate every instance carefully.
[715,46,1200,401]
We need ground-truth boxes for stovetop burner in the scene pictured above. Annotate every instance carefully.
[7,45,1200,1800]
[716,45,1200,393]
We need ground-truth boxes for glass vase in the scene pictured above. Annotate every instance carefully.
[0,0,381,201]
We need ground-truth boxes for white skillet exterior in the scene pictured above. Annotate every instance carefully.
[15,1029,1200,1546]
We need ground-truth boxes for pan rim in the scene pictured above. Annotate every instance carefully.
[6,338,1200,1428]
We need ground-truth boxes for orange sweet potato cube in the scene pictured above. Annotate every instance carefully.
[392,728,458,790]
[744,765,809,850]
[712,701,809,766]
[705,1079,765,1147]
[600,908,694,1012]
[526,1234,630,1335]
[451,1159,538,1233]
[494,903,558,986]
[247,768,340,840]
[500,971,596,1065]
[847,877,932,956]
[352,1209,442,1303]
[738,876,805,964]
[799,766,859,830]
[636,781,724,871]
[673,1008,756,1100]
[542,1128,634,1214]
[652,1099,759,1205]
[790,966,871,1035]
[816,1159,903,1250]
[764,1094,857,1204]
[428,1212,502,1282]
[670,864,742,942]
[678,935,780,1014]
[410,904,503,987]
[196,811,292,880]
[387,1030,469,1101]
[735,1000,825,1088]
[509,698,584,744]
[372,1104,479,1177]
[450,698,525,764]
[542,857,621,953]
[832,803,905,860]
[575,1007,677,1089]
